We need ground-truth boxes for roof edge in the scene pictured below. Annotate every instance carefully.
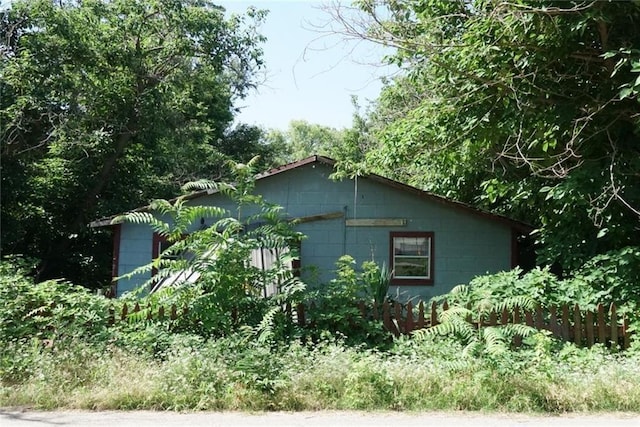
[90,155,533,233]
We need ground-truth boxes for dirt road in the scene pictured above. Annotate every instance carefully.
[1,410,639,427]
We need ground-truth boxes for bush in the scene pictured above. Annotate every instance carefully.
[302,256,393,347]
[0,257,111,345]
[116,158,306,339]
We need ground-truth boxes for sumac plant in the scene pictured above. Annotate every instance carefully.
[115,158,306,338]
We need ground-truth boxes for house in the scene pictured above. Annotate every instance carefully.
[90,155,533,299]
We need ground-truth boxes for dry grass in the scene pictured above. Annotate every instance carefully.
[2,337,640,412]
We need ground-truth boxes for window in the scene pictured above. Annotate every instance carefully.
[389,231,434,285]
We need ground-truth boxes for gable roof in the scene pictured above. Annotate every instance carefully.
[89,155,533,233]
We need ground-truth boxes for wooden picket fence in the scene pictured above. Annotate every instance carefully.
[111,300,631,349]
[358,300,630,349]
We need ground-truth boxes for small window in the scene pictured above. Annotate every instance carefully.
[390,231,434,285]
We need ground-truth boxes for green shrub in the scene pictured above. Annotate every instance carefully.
[116,158,306,339]
[302,256,393,346]
[438,247,640,315]
[0,257,111,345]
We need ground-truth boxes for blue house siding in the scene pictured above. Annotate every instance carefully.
[245,163,512,300]
[104,157,526,299]
[116,222,153,296]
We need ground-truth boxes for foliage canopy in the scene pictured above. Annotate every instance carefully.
[1,0,270,285]
[330,0,640,270]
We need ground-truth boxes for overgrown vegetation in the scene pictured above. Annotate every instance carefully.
[330,0,640,273]
[3,248,640,412]
[3,0,639,413]
[113,157,306,341]
[3,285,640,413]
[2,157,639,412]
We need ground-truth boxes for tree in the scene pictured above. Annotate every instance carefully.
[328,0,640,270]
[1,0,267,285]
[264,119,346,163]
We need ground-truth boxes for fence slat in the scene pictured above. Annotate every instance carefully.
[573,304,582,346]
[586,310,595,347]
[296,303,306,327]
[525,310,534,327]
[513,306,522,347]
[383,301,398,337]
[405,301,414,334]
[610,303,618,351]
[488,311,497,327]
[500,308,509,325]
[597,304,606,343]
[358,301,366,319]
[535,306,544,330]
[549,306,559,337]
[561,305,570,340]
[430,301,438,327]
[416,301,425,330]
[394,302,403,334]
[624,316,630,350]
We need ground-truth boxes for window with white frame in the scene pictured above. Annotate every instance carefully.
[389,231,434,285]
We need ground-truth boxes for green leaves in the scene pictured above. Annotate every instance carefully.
[0,258,111,344]
[117,159,306,339]
[1,0,268,285]
[345,0,640,272]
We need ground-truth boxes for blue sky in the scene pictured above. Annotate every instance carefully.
[220,1,394,130]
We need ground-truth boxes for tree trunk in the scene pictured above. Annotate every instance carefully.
[35,129,135,281]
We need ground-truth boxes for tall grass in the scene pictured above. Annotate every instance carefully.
[2,259,640,413]
[3,334,640,412]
